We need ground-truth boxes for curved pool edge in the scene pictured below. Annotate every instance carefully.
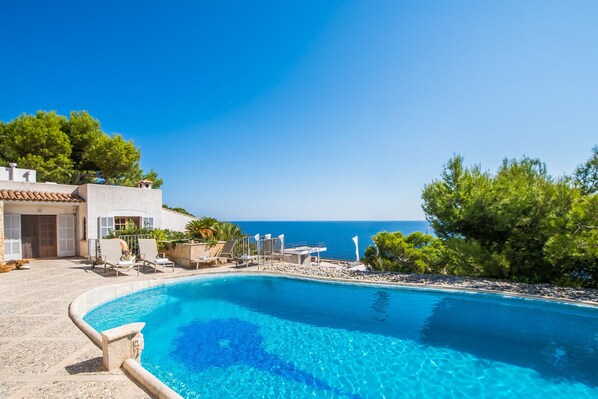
[68,270,597,399]
[69,278,183,399]
[263,270,598,308]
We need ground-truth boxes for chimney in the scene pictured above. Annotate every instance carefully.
[8,163,17,181]
[136,179,153,189]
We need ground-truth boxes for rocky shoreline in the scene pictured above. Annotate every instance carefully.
[262,263,598,305]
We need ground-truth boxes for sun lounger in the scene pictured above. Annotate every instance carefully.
[98,239,139,277]
[261,238,284,263]
[138,238,175,273]
[235,237,258,267]
[192,252,220,269]
[191,239,238,269]
[218,240,237,264]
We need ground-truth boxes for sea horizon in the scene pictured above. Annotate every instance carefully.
[232,220,432,260]
[229,219,428,222]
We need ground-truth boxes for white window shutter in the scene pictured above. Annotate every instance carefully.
[98,217,114,238]
[143,217,154,229]
[57,215,76,256]
[4,214,22,261]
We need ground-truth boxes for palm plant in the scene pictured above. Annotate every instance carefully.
[216,222,245,240]
[185,217,219,240]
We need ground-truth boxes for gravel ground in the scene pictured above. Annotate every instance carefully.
[262,263,598,305]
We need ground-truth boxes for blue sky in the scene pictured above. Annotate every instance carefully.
[1,1,597,220]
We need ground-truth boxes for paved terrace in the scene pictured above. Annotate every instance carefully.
[0,259,257,399]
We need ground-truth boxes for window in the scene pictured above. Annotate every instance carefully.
[82,217,87,240]
[98,216,151,237]
[114,217,141,231]
[143,217,154,229]
[99,217,114,238]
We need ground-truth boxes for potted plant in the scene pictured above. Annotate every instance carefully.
[0,261,16,273]
[122,250,136,262]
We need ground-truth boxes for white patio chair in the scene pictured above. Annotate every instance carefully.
[138,238,175,273]
[99,239,138,277]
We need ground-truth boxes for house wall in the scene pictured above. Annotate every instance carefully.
[0,201,4,261]
[160,208,196,231]
[0,167,36,182]
[4,203,79,216]
[77,200,89,258]
[81,184,163,241]
[0,181,84,257]
[0,181,79,194]
[2,202,81,258]
[0,180,193,260]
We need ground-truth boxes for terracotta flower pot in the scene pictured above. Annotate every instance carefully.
[0,264,15,273]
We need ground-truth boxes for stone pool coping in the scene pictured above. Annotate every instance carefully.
[69,268,598,399]
[69,279,183,399]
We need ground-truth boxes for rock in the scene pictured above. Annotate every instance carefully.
[262,263,598,304]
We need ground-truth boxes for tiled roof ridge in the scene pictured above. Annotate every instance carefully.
[0,189,85,203]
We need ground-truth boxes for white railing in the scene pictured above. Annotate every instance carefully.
[88,234,152,261]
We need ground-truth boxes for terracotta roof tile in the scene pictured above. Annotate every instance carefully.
[0,189,84,203]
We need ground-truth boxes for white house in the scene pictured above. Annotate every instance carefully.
[0,165,195,261]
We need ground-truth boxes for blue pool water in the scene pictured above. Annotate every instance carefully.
[232,221,431,260]
[84,275,598,399]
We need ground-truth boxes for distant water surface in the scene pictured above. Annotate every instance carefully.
[231,221,431,260]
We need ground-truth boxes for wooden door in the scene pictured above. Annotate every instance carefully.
[38,215,57,258]
[21,215,38,258]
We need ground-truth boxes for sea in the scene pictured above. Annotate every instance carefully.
[232,221,431,261]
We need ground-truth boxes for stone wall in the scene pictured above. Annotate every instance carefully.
[163,241,225,268]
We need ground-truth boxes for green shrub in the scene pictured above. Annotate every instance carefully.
[363,231,445,274]
[106,227,187,241]
[443,238,510,279]
[544,195,598,287]
[105,227,188,250]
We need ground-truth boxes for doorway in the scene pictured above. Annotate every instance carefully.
[21,215,57,258]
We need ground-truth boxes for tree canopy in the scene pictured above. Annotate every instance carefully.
[364,147,598,288]
[574,145,598,195]
[0,110,162,187]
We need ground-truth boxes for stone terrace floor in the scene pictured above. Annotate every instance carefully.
[0,258,257,399]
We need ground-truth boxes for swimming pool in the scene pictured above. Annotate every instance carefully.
[84,275,598,398]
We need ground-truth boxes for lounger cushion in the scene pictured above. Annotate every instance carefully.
[197,256,217,262]
[117,260,135,267]
[155,258,172,264]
